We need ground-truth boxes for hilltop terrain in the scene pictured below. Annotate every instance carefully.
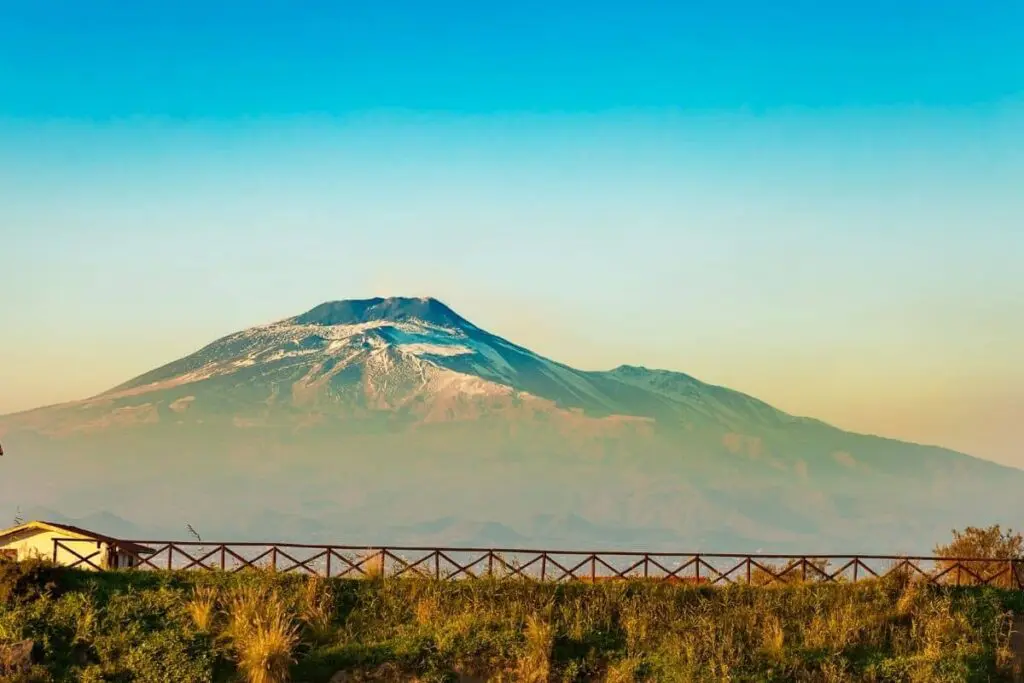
[1,562,1021,682]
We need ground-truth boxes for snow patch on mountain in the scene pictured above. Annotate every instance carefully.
[397,343,474,357]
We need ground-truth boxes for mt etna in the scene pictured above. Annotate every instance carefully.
[1,297,1019,552]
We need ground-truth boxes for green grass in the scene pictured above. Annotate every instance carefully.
[1,559,1022,682]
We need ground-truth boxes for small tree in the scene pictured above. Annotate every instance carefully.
[933,525,1023,588]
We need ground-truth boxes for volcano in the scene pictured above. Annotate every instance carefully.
[1,297,1020,551]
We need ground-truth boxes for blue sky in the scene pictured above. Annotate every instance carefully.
[1,1,1022,465]
[1,1,1022,116]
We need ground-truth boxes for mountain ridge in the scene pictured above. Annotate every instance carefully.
[2,297,997,462]
[1,296,1020,552]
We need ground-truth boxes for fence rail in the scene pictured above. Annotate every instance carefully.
[50,539,1024,588]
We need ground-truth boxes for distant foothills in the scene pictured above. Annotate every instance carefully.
[1,297,1020,552]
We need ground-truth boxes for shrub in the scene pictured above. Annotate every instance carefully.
[3,583,217,682]
[934,525,1024,587]
[0,557,60,607]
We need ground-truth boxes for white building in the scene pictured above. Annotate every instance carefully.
[0,520,154,570]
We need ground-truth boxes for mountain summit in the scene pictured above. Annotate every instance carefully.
[293,297,473,329]
[1,297,1021,551]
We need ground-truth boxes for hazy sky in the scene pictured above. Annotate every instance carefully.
[1,2,1022,467]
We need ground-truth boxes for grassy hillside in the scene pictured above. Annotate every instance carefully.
[1,561,1022,682]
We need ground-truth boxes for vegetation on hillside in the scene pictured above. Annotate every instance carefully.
[934,525,1024,589]
[0,526,1020,682]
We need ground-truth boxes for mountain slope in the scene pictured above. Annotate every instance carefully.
[1,297,1020,552]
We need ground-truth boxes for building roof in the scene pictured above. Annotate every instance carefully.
[0,520,155,556]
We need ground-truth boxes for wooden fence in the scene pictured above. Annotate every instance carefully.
[50,538,1024,588]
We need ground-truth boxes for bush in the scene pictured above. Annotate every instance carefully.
[934,525,1024,587]
[2,580,218,682]
[0,558,60,607]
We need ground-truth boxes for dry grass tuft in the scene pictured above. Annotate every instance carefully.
[357,549,385,579]
[187,585,219,633]
[221,583,299,683]
[298,575,335,645]
[896,581,926,617]
[759,614,785,658]
[993,613,1018,678]
[516,613,553,682]
[414,594,441,626]
[605,656,644,683]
